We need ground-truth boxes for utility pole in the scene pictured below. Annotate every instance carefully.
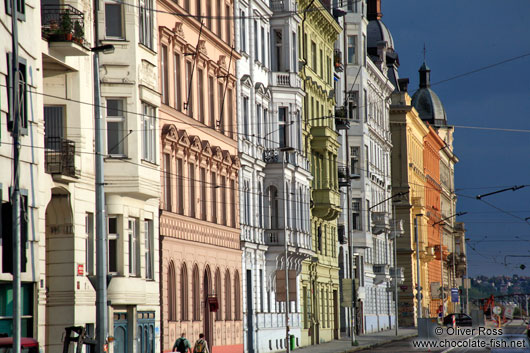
[415,215,422,321]
[93,0,108,351]
[393,203,399,336]
[10,0,21,348]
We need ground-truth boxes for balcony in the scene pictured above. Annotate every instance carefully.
[371,211,390,235]
[45,137,79,181]
[373,264,390,284]
[269,0,297,12]
[41,4,89,57]
[335,107,350,130]
[270,72,302,89]
[334,49,343,72]
[263,149,309,171]
[312,188,341,221]
[311,126,339,155]
[390,267,405,285]
[264,229,313,258]
[338,225,347,245]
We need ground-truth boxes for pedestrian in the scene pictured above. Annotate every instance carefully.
[193,333,209,353]
[172,332,191,353]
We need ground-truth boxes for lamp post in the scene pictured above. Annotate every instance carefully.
[91,42,114,353]
[432,212,467,319]
[279,146,295,353]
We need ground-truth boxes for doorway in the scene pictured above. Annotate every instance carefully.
[203,267,213,346]
[333,290,339,339]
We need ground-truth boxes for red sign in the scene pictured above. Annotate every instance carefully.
[77,264,84,276]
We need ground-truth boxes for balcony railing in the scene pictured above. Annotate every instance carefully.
[271,72,302,89]
[264,229,312,252]
[263,149,310,170]
[45,137,79,178]
[41,4,86,45]
[374,264,391,284]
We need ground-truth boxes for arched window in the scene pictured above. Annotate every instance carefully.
[168,261,176,321]
[215,268,222,320]
[180,263,188,321]
[225,270,231,320]
[234,271,241,320]
[192,265,200,320]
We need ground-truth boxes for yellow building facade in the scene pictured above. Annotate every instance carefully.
[298,0,342,346]
[389,83,431,326]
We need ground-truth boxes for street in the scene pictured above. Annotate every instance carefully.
[366,321,529,352]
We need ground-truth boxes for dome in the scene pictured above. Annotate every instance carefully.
[367,20,394,50]
[411,62,447,125]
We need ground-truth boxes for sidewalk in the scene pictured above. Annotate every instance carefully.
[293,328,418,353]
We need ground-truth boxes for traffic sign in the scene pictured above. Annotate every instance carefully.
[493,306,502,315]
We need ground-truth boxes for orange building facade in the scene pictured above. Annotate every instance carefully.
[423,125,445,317]
[157,0,243,352]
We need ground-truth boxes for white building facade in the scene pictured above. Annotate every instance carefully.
[236,0,312,351]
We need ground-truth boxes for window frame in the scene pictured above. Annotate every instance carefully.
[141,102,157,163]
[106,98,127,157]
[6,53,28,135]
[138,0,153,49]
[107,216,119,274]
[105,3,124,39]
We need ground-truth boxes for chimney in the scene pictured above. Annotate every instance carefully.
[398,78,409,92]
[367,0,383,21]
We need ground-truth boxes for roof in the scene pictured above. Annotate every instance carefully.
[411,62,447,125]
[367,20,394,50]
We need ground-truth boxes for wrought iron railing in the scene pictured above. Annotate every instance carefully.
[41,4,85,42]
[45,137,78,177]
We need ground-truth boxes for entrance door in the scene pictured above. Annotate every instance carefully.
[203,269,213,346]
[246,270,254,353]
[333,290,339,339]
[114,313,128,353]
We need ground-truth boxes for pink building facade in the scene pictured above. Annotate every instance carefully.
[157,0,243,352]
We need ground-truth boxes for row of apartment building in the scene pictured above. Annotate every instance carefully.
[0,0,467,352]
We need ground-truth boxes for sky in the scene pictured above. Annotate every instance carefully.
[381,0,530,277]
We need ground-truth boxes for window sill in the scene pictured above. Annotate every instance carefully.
[139,42,156,55]
[141,159,158,167]
[101,38,129,43]
[105,155,130,161]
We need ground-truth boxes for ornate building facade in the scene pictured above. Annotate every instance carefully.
[157,0,243,352]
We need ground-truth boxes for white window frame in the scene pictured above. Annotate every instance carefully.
[106,98,126,157]
[105,3,124,39]
[139,0,153,49]
[141,103,157,163]
[107,216,119,274]
[128,218,140,276]
[144,219,154,280]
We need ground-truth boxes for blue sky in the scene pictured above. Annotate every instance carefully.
[382,0,530,277]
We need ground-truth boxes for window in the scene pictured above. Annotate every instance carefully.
[218,82,224,131]
[311,41,316,71]
[0,283,33,337]
[105,3,123,38]
[197,69,204,123]
[183,0,189,11]
[139,0,153,48]
[161,45,168,104]
[240,11,246,52]
[234,271,241,320]
[1,193,28,274]
[230,179,236,227]
[363,34,367,66]
[352,198,361,230]
[215,269,222,320]
[142,103,156,163]
[253,21,258,60]
[317,225,322,252]
[347,36,357,64]
[180,263,188,320]
[225,270,232,320]
[350,146,360,175]
[225,5,231,44]
[211,172,217,223]
[273,30,282,71]
[174,54,181,111]
[85,213,94,275]
[176,159,184,214]
[256,104,262,143]
[163,154,172,211]
[44,105,64,149]
[261,26,265,64]
[227,88,233,138]
[106,99,126,156]
[5,0,25,20]
[108,217,119,273]
[221,177,227,225]
[363,89,368,122]
[292,31,297,72]
[208,76,215,128]
[188,163,195,218]
[278,107,288,148]
[6,54,28,135]
[364,144,369,176]
[216,0,222,36]
[196,0,201,16]
[168,261,177,321]
[128,218,139,276]
[263,109,269,148]
[192,265,200,320]
[206,1,212,28]
[319,49,323,77]
[258,183,263,228]
[200,168,207,220]
[242,96,249,137]
[185,61,193,117]
[145,219,154,280]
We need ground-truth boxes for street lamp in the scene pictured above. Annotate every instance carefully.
[432,212,467,319]
[279,146,295,353]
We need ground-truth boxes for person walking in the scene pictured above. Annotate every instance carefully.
[193,333,210,353]
[172,332,191,353]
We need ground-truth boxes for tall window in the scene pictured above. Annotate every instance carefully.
[145,219,154,280]
[218,82,224,131]
[350,146,360,175]
[221,177,227,225]
[347,36,357,64]
[216,0,222,36]
[225,5,231,44]
[197,69,205,123]
[258,183,263,228]
[225,270,232,320]
[243,96,249,137]
[311,41,316,71]
[180,263,188,320]
[261,26,265,64]
[209,76,215,128]
[193,265,200,320]
[234,271,241,320]
[108,217,119,273]
[188,163,195,218]
[6,55,28,134]
[164,154,172,210]
[253,20,258,60]
[174,54,181,111]
[273,30,282,71]
[215,269,222,320]
[196,0,201,16]
[139,0,153,48]
[128,218,140,276]
[186,61,193,117]
[161,45,169,104]
[105,3,123,38]
[206,1,212,28]
[200,168,207,220]
[263,109,269,148]
[176,159,184,214]
[291,31,297,72]
[168,261,177,320]
[240,11,246,52]
[278,107,288,148]
[256,104,262,141]
[106,99,126,156]
[319,49,323,77]
[183,0,189,11]
[211,172,217,223]
[5,0,25,19]
[85,213,94,275]
[230,179,236,227]
[142,103,156,163]
[227,88,233,138]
